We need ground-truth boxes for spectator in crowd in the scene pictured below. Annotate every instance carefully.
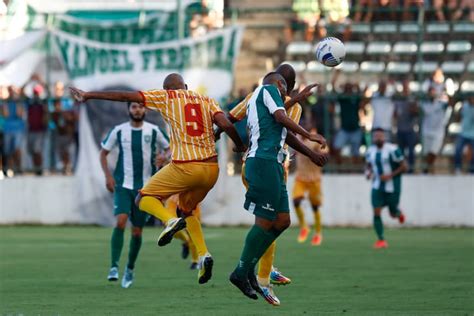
[25,84,48,175]
[332,81,364,165]
[1,85,24,176]
[423,68,454,103]
[433,0,459,21]
[366,80,395,142]
[0,86,5,178]
[454,95,474,174]
[353,0,374,22]
[420,87,450,174]
[287,0,321,42]
[310,84,335,140]
[321,0,350,24]
[50,81,77,175]
[452,0,474,21]
[394,80,418,173]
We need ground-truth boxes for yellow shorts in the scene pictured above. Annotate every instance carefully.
[292,179,322,206]
[140,161,219,212]
[166,194,202,219]
[241,160,289,189]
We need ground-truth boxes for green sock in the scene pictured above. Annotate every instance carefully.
[111,227,124,268]
[127,235,142,270]
[248,228,282,274]
[373,216,384,240]
[235,225,273,279]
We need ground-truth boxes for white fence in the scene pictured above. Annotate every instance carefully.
[1,174,473,227]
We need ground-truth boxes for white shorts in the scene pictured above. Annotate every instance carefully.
[423,133,444,155]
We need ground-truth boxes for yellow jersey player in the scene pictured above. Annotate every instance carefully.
[217,64,324,305]
[70,73,246,285]
[293,129,329,246]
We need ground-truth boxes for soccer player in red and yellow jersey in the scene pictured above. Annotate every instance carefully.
[216,64,323,305]
[70,73,246,284]
[293,129,329,246]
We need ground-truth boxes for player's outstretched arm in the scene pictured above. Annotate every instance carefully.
[70,87,143,104]
[213,112,247,152]
[284,83,319,110]
[273,109,327,146]
[285,132,329,167]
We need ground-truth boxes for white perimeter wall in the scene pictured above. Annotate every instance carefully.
[1,175,473,227]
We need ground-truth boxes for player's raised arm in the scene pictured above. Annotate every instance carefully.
[213,112,247,152]
[70,87,143,104]
[285,132,329,167]
[262,73,327,146]
[284,83,319,110]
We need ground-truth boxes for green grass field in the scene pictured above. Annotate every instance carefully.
[0,226,473,316]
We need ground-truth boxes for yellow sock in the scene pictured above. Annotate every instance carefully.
[295,205,307,229]
[174,230,189,243]
[189,235,199,263]
[139,196,174,222]
[257,241,276,285]
[166,198,178,215]
[184,215,208,256]
[314,210,322,234]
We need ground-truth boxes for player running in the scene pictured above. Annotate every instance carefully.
[100,101,169,288]
[365,127,407,249]
[293,129,328,246]
[70,73,246,284]
[229,72,329,302]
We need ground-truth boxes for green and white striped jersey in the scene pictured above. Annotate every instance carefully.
[246,85,287,163]
[102,121,169,190]
[366,143,404,193]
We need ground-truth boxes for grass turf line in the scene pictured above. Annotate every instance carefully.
[0,227,473,315]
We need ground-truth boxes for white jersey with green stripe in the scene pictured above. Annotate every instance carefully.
[101,121,169,190]
[366,143,404,193]
[246,85,287,163]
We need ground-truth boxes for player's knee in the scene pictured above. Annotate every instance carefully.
[131,227,143,237]
[312,205,320,212]
[275,216,291,231]
[293,198,303,207]
[373,208,382,216]
[116,216,128,229]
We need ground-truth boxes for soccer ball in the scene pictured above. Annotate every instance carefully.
[315,37,346,67]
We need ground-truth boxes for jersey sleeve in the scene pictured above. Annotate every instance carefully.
[263,85,285,114]
[208,98,224,119]
[287,103,302,123]
[139,89,168,111]
[390,146,404,163]
[101,127,118,151]
[155,127,170,149]
[229,93,252,121]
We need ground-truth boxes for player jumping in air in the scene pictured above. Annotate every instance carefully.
[217,64,323,305]
[293,129,328,246]
[365,127,407,249]
[100,101,169,288]
[70,73,246,284]
[229,72,329,301]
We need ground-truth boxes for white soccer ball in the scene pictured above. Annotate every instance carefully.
[315,37,346,67]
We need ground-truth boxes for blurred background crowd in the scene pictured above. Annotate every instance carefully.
[1,0,473,177]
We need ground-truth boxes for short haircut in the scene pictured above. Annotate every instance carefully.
[372,127,385,133]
